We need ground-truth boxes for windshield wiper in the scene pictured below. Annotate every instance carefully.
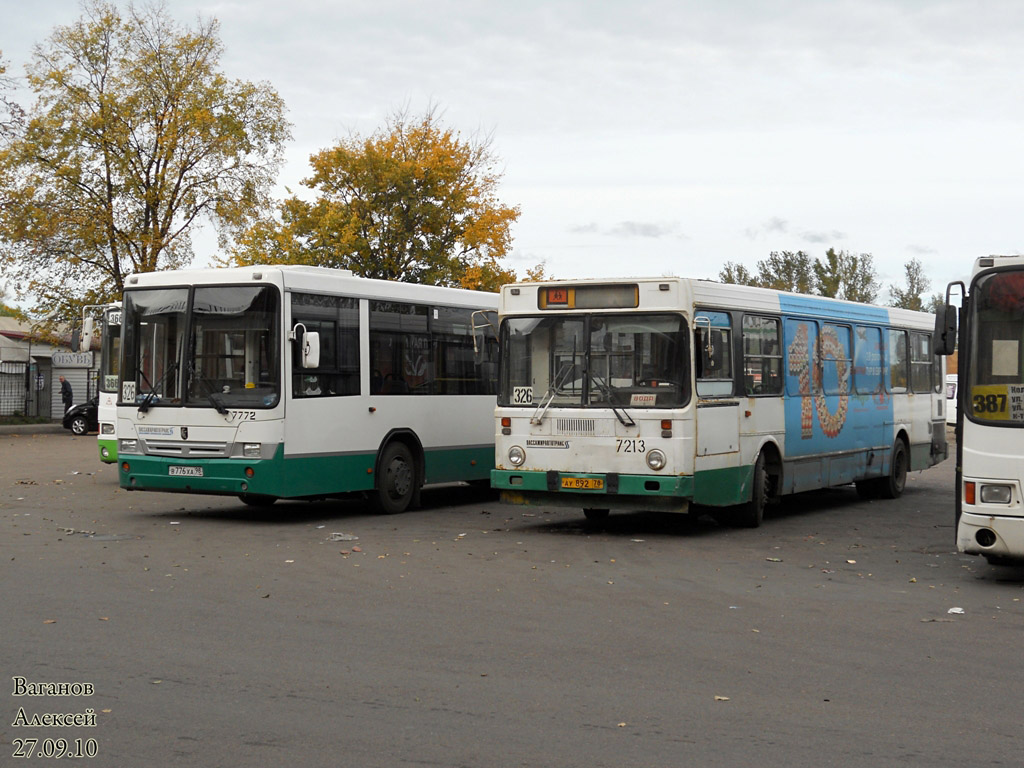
[207,392,228,415]
[530,360,577,425]
[187,357,231,414]
[589,374,636,427]
[137,361,178,413]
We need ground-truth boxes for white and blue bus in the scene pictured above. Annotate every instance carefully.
[493,277,948,526]
[936,255,1024,563]
[116,265,498,512]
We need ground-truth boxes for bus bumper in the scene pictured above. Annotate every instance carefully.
[491,469,693,513]
[98,438,118,464]
[118,450,287,497]
[957,511,1024,560]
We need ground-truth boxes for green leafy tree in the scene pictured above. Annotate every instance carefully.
[925,293,945,314]
[230,107,522,288]
[718,261,758,286]
[841,252,881,304]
[0,1,291,324]
[888,258,931,311]
[813,248,880,303]
[756,250,815,294]
[812,248,844,298]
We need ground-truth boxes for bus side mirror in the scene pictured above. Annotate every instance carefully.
[70,328,81,352]
[302,331,320,369]
[291,323,320,369]
[81,317,94,353]
[933,305,957,356]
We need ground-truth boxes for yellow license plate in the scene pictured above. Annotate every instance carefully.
[560,477,604,490]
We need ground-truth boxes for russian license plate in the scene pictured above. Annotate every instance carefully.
[169,465,203,477]
[560,477,604,490]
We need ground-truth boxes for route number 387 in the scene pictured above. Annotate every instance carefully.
[973,393,1007,414]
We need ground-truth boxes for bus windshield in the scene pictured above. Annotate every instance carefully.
[500,313,689,408]
[967,269,1024,425]
[186,286,279,409]
[121,285,280,409]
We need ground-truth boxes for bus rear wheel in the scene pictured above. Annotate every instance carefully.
[374,442,417,514]
[878,439,908,499]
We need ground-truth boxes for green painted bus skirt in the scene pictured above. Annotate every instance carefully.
[491,464,757,512]
[119,443,493,499]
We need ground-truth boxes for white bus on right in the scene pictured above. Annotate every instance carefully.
[936,255,1024,563]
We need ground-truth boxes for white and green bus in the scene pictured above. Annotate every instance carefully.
[935,255,1024,563]
[116,266,497,512]
[75,302,121,463]
[97,304,121,463]
[492,277,948,526]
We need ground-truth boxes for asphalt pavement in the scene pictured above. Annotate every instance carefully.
[0,422,66,435]
[4,429,1024,768]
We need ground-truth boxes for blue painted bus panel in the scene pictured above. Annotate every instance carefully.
[778,296,894,459]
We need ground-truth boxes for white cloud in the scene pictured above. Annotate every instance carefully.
[6,0,1024,290]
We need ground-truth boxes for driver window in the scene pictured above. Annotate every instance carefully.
[695,311,734,397]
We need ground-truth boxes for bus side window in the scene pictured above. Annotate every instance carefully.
[696,322,734,397]
[292,293,360,398]
[742,315,782,396]
[853,326,882,394]
[888,329,909,392]
[910,331,933,393]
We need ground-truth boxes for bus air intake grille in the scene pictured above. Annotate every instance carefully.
[144,441,229,458]
[556,418,596,435]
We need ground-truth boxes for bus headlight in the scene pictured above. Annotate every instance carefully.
[646,449,667,471]
[242,443,262,458]
[508,445,526,467]
[101,423,115,435]
[120,439,138,454]
[980,484,1013,504]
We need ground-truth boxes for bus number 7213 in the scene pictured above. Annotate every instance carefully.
[616,439,645,453]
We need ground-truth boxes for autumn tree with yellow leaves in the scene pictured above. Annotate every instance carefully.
[0,2,291,323]
[231,108,531,290]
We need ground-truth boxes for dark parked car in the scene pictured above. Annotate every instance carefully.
[63,397,99,436]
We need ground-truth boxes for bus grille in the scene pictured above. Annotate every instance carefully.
[144,440,229,458]
[555,418,596,435]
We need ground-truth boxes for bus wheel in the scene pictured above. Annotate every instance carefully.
[878,439,908,499]
[583,508,609,524]
[736,453,767,528]
[375,442,416,514]
[238,493,276,507]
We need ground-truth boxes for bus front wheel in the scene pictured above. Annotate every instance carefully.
[374,442,417,514]
[736,453,767,528]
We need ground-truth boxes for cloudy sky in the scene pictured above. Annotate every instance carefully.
[5,0,1024,300]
